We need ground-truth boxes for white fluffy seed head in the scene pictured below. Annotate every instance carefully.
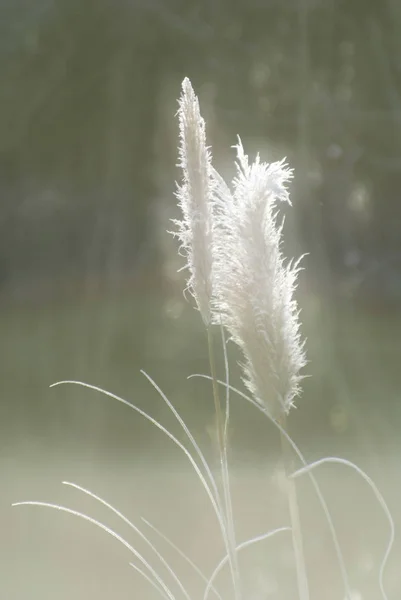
[172,77,214,325]
[212,139,306,417]
[172,79,306,416]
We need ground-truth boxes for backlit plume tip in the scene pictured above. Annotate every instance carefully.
[173,77,214,325]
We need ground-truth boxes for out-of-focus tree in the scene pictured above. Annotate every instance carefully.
[0,0,400,308]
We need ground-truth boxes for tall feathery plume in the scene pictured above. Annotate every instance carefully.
[212,139,309,600]
[172,77,215,325]
[213,139,307,419]
[173,78,242,600]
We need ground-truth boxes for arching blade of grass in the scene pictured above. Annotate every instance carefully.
[62,481,191,600]
[291,457,394,600]
[189,373,353,600]
[12,501,177,600]
[50,380,232,586]
[141,517,223,600]
[143,365,240,600]
[129,562,172,600]
[203,527,291,600]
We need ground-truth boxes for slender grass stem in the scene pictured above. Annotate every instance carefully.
[62,482,191,600]
[207,326,241,600]
[51,379,229,566]
[191,374,353,599]
[292,457,394,600]
[141,517,223,600]
[278,412,310,600]
[13,501,177,600]
[204,526,291,600]
[206,327,226,470]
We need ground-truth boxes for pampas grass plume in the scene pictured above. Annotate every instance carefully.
[212,139,307,418]
[174,77,306,418]
[173,77,215,326]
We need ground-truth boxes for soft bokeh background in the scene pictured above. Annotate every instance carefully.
[2,1,401,598]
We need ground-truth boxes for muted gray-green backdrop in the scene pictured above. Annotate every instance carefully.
[2,2,401,599]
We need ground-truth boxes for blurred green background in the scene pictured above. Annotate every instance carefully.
[2,1,401,598]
